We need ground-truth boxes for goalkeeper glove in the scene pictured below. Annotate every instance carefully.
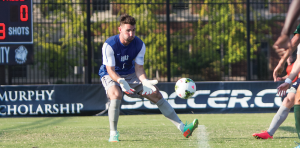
[141,79,158,95]
[117,78,135,94]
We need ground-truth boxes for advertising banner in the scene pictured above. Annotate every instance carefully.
[0,81,286,117]
[0,84,107,117]
[121,81,285,114]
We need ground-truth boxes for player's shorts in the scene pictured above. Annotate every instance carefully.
[287,78,300,94]
[101,73,143,98]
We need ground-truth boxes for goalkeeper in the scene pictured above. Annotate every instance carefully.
[98,14,198,142]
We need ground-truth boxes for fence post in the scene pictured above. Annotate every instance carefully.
[246,0,251,80]
[86,0,92,84]
[166,0,171,82]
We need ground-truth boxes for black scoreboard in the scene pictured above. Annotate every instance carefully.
[0,0,33,44]
[0,0,33,65]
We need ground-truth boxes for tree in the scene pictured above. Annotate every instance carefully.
[34,0,99,83]
[172,0,272,80]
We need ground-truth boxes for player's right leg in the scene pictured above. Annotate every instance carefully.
[101,75,123,142]
[141,87,198,138]
[253,87,295,139]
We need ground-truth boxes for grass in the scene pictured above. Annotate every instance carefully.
[0,113,298,148]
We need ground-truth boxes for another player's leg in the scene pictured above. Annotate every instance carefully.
[253,86,295,139]
[295,87,300,139]
[142,89,198,138]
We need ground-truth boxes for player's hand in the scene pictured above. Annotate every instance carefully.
[117,78,135,94]
[273,63,285,82]
[272,34,292,58]
[276,77,283,81]
[141,79,158,95]
[277,83,290,97]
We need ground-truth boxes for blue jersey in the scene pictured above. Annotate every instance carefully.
[98,34,144,78]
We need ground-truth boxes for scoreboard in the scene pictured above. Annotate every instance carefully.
[0,0,33,65]
[0,0,33,44]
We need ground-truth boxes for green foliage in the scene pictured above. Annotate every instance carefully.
[172,0,272,80]
[35,0,274,81]
[35,0,99,79]
[40,0,66,19]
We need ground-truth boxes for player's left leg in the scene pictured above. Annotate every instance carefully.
[253,92,294,139]
[141,88,198,138]
[295,86,300,139]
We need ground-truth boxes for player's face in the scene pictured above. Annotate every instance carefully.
[119,24,136,44]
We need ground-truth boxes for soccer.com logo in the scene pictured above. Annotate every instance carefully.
[121,89,282,109]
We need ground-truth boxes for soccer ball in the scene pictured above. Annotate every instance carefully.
[175,78,196,99]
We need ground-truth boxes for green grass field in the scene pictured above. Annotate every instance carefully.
[0,113,298,148]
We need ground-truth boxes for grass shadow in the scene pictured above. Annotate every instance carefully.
[278,126,296,133]
[0,117,68,137]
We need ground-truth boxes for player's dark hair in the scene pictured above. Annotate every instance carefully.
[120,14,136,26]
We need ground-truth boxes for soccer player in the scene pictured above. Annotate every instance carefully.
[277,31,300,147]
[253,55,300,139]
[98,14,198,142]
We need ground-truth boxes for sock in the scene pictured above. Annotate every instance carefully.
[156,98,184,133]
[108,99,121,136]
[295,105,300,139]
[267,105,290,136]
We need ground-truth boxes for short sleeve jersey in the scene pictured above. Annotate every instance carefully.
[294,24,300,35]
[98,35,145,78]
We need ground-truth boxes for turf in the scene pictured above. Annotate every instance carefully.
[0,113,298,148]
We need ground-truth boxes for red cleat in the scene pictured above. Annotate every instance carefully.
[252,131,273,139]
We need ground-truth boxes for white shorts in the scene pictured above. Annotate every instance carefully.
[101,73,143,98]
[287,87,297,94]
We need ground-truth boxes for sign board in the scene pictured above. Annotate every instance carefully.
[0,0,33,65]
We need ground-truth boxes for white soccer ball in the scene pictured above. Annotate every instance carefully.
[175,78,196,99]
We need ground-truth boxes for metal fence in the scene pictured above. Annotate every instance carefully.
[3,0,293,85]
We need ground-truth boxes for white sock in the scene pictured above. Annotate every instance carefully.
[267,105,290,136]
[156,98,183,132]
[178,122,185,133]
[108,99,121,136]
[110,131,118,136]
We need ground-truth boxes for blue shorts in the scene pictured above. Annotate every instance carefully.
[292,78,300,89]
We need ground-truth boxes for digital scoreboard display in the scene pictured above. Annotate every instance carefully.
[0,0,33,65]
[0,0,33,44]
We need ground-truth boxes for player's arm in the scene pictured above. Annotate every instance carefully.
[135,43,158,95]
[102,43,121,81]
[280,0,300,36]
[279,74,288,81]
[278,54,300,96]
[288,54,300,82]
[273,0,300,58]
[273,34,300,81]
[106,66,121,82]
[135,43,147,81]
[135,64,147,81]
